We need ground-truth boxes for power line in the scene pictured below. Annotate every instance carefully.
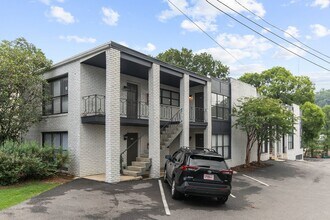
[215,0,330,65]
[206,0,330,72]
[167,0,243,65]
[235,0,330,60]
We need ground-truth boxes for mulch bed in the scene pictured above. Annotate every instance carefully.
[231,161,272,173]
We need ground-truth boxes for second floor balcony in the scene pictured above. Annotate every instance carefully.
[81,94,207,126]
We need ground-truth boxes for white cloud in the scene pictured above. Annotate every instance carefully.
[102,7,119,26]
[284,26,300,38]
[59,35,96,43]
[310,24,330,37]
[196,33,273,64]
[230,63,266,76]
[143,43,156,52]
[261,27,271,34]
[118,41,129,47]
[273,43,306,60]
[180,19,217,32]
[311,0,330,9]
[158,0,265,32]
[39,0,64,5]
[49,6,75,24]
[305,35,312,40]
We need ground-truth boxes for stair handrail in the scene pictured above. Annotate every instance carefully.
[120,132,147,174]
[160,108,183,135]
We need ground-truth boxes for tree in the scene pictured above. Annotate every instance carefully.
[0,38,52,145]
[239,66,315,105]
[322,105,330,156]
[232,97,295,165]
[156,48,229,79]
[301,102,325,157]
[315,89,330,107]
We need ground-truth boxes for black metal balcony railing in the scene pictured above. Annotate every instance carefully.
[82,94,105,116]
[82,95,203,123]
[189,107,206,122]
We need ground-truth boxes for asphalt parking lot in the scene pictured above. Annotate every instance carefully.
[1,159,330,220]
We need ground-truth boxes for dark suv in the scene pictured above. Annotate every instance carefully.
[164,147,232,203]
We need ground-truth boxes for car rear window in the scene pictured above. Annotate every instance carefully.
[188,155,228,170]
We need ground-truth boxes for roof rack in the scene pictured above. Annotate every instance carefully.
[181,146,218,154]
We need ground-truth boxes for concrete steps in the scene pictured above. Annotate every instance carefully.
[122,156,151,178]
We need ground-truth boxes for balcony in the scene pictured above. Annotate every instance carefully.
[81,94,206,127]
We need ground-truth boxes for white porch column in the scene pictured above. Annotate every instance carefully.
[180,74,190,147]
[105,48,121,183]
[148,63,160,178]
[204,81,212,149]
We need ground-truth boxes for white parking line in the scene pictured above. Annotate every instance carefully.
[158,180,171,216]
[230,193,236,198]
[242,174,270,187]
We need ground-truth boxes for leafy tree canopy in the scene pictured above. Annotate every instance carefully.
[301,102,325,146]
[156,48,229,79]
[315,89,330,107]
[232,97,295,165]
[0,38,52,144]
[239,66,315,105]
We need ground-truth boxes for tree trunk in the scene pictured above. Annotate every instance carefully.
[257,142,262,164]
[245,138,251,166]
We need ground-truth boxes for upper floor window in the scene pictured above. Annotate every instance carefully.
[211,93,230,120]
[160,89,179,107]
[44,76,68,115]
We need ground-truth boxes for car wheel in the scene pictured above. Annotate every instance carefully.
[163,169,168,183]
[171,179,183,200]
[217,196,229,204]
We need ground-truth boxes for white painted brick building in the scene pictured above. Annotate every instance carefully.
[24,41,303,183]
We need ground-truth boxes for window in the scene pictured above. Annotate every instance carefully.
[160,89,179,106]
[212,134,231,159]
[42,132,68,152]
[44,76,68,115]
[288,133,294,149]
[262,140,268,153]
[211,93,230,120]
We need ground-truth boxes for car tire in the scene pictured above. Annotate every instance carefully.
[217,196,229,204]
[163,169,168,183]
[171,179,183,200]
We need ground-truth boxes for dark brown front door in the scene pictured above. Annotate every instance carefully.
[195,92,204,122]
[127,83,138,119]
[127,133,138,166]
[196,134,204,149]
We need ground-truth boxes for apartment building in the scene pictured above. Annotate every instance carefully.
[24,41,303,183]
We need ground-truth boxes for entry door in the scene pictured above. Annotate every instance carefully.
[127,83,138,119]
[195,92,204,122]
[127,133,138,166]
[195,134,204,149]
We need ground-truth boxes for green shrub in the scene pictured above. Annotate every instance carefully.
[0,141,68,186]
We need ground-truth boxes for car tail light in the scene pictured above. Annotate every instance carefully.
[220,169,233,175]
[180,165,198,171]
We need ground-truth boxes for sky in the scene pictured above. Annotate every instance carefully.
[0,0,330,91]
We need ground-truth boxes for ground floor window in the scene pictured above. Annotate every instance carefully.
[212,134,230,159]
[288,133,294,149]
[262,140,268,153]
[42,132,68,151]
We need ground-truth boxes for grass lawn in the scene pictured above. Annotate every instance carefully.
[0,181,60,211]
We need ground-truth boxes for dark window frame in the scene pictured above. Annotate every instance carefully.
[211,134,231,159]
[43,76,68,115]
[211,93,230,121]
[288,132,294,150]
[42,132,68,151]
[160,89,180,107]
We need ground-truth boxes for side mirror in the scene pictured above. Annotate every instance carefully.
[165,155,172,160]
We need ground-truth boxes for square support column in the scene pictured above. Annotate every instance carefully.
[204,81,212,149]
[148,63,160,178]
[180,74,190,147]
[105,48,121,183]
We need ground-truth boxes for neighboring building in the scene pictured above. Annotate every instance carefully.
[24,41,303,183]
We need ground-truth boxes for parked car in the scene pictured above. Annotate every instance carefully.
[164,147,233,203]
